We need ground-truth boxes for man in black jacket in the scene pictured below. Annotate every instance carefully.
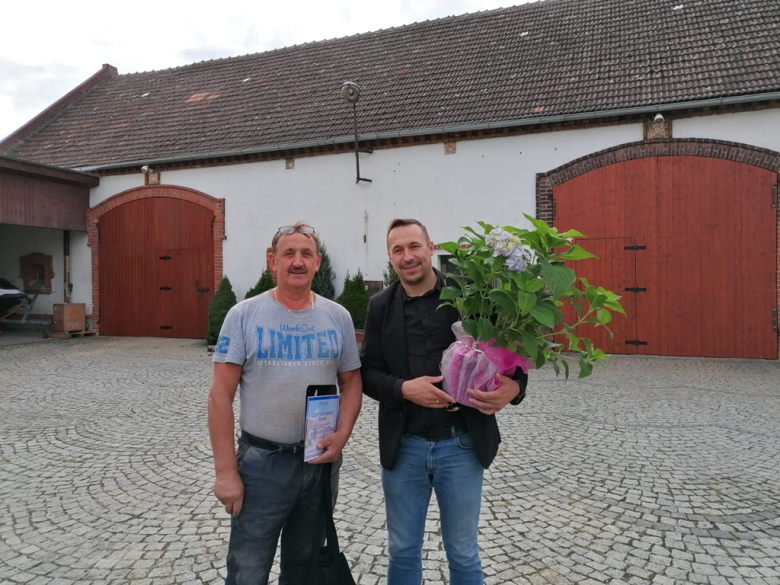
[361,218,527,585]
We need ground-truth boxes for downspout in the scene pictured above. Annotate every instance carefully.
[63,230,70,304]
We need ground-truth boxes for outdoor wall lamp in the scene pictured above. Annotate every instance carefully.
[341,81,372,183]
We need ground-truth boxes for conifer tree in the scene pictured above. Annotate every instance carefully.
[383,260,398,287]
[311,241,336,300]
[207,276,237,344]
[336,269,369,329]
[245,269,275,299]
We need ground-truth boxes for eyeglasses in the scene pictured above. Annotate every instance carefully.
[277,225,316,236]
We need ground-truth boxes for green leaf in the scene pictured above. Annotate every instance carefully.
[585,285,597,306]
[518,292,537,315]
[559,229,586,239]
[523,278,545,292]
[439,287,461,300]
[465,261,483,285]
[553,244,597,261]
[551,360,560,376]
[597,308,612,324]
[603,299,626,316]
[439,241,459,255]
[540,259,576,299]
[463,297,481,318]
[578,359,593,379]
[520,330,538,360]
[535,352,547,369]
[565,332,579,351]
[562,359,570,380]
[476,221,495,233]
[450,275,469,290]
[491,255,507,271]
[590,293,608,309]
[461,319,478,339]
[524,214,551,234]
[582,338,594,354]
[530,303,556,328]
[489,290,518,317]
[545,235,568,249]
[477,318,497,342]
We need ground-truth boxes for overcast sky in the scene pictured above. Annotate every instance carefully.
[0,0,537,141]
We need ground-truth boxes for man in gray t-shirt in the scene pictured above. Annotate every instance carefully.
[208,222,362,585]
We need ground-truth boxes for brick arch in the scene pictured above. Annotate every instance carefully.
[87,185,225,333]
[536,139,780,224]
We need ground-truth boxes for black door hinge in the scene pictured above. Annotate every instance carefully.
[159,255,171,260]
[160,326,172,330]
[772,183,778,208]
[625,340,648,346]
[159,286,172,291]
[624,245,647,251]
[625,287,648,293]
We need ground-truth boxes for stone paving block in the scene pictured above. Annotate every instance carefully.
[1,339,779,584]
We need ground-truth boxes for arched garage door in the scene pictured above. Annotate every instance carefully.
[554,156,777,359]
[99,197,214,338]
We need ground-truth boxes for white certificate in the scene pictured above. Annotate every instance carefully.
[304,395,339,462]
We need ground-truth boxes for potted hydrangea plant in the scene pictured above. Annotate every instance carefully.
[438,216,624,407]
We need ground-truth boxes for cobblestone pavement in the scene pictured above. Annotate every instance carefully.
[1,337,779,585]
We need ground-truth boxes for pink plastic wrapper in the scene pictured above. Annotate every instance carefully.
[441,322,529,408]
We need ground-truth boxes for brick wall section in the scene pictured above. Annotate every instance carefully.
[536,138,780,359]
[87,185,225,333]
[19,253,54,294]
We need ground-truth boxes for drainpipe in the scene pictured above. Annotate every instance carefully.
[63,230,71,304]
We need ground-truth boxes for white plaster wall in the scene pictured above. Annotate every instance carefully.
[90,173,145,205]
[674,108,780,152]
[0,225,65,314]
[91,123,641,298]
[69,231,92,312]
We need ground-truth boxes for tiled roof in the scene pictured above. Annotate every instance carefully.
[4,0,779,168]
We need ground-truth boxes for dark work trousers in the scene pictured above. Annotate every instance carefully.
[225,438,340,585]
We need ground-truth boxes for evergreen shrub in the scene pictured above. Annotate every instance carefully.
[336,269,369,330]
[207,276,237,344]
[245,269,275,299]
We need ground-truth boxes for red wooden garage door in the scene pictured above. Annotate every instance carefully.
[99,198,214,338]
[554,157,777,359]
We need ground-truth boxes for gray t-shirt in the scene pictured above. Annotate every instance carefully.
[213,291,361,443]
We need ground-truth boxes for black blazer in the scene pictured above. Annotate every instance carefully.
[360,277,528,470]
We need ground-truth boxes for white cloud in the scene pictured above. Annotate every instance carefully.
[0,0,537,140]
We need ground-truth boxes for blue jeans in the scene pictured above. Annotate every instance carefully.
[382,433,485,585]
[225,439,339,585]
